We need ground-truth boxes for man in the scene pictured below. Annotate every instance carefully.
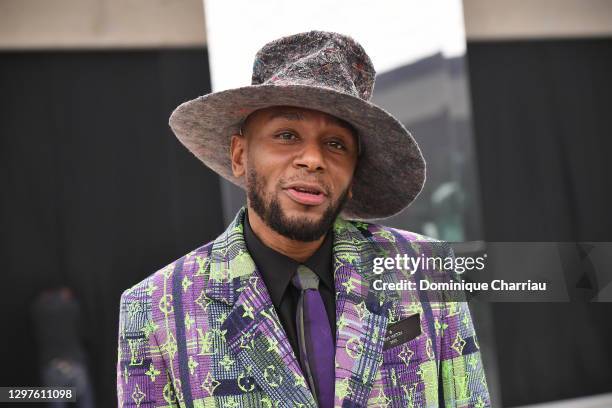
[117,31,490,407]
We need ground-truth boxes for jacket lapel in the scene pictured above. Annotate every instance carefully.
[202,207,391,407]
[205,208,316,407]
[332,218,392,407]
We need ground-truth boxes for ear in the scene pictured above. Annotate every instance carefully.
[230,134,246,178]
[348,182,354,200]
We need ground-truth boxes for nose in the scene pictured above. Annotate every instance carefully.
[293,140,325,172]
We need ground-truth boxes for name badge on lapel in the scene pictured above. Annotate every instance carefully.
[383,313,421,350]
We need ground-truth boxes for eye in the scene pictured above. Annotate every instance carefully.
[327,139,347,151]
[275,131,298,141]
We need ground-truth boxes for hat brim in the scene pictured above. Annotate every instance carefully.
[168,84,425,220]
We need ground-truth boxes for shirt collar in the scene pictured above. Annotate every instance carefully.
[243,209,334,308]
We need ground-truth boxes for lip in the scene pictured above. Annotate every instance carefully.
[283,182,328,206]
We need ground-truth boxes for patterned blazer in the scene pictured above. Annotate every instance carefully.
[117,207,490,407]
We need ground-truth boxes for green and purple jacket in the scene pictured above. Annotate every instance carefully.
[117,207,490,407]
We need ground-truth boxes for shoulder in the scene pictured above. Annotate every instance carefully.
[346,219,439,242]
[118,240,216,308]
[344,219,453,257]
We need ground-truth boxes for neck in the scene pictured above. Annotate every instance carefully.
[246,205,326,263]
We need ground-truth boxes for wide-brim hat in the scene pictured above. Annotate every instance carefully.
[169,30,425,220]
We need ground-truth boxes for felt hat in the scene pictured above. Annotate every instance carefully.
[169,30,425,220]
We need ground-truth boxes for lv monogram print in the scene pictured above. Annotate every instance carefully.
[117,207,490,407]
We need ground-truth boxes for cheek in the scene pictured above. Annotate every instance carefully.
[247,153,284,192]
[330,161,356,192]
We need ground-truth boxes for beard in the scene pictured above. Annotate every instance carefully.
[246,167,350,242]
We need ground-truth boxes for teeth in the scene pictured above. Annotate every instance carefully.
[295,187,318,194]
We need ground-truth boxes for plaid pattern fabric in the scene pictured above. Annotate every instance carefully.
[117,207,490,407]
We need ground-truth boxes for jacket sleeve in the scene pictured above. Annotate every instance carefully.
[117,282,172,408]
[438,246,491,408]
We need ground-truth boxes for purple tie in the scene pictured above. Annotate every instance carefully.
[292,265,335,408]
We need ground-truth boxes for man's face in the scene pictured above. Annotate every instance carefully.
[230,106,359,242]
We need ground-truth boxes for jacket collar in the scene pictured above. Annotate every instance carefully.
[205,207,391,407]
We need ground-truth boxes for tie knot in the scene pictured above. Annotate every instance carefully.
[292,265,320,291]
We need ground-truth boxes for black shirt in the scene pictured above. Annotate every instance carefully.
[243,209,336,360]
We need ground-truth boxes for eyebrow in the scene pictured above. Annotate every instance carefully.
[268,110,357,138]
[240,109,362,155]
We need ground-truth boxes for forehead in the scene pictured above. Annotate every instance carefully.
[244,106,356,134]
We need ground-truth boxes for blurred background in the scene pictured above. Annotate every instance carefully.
[1,0,611,406]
